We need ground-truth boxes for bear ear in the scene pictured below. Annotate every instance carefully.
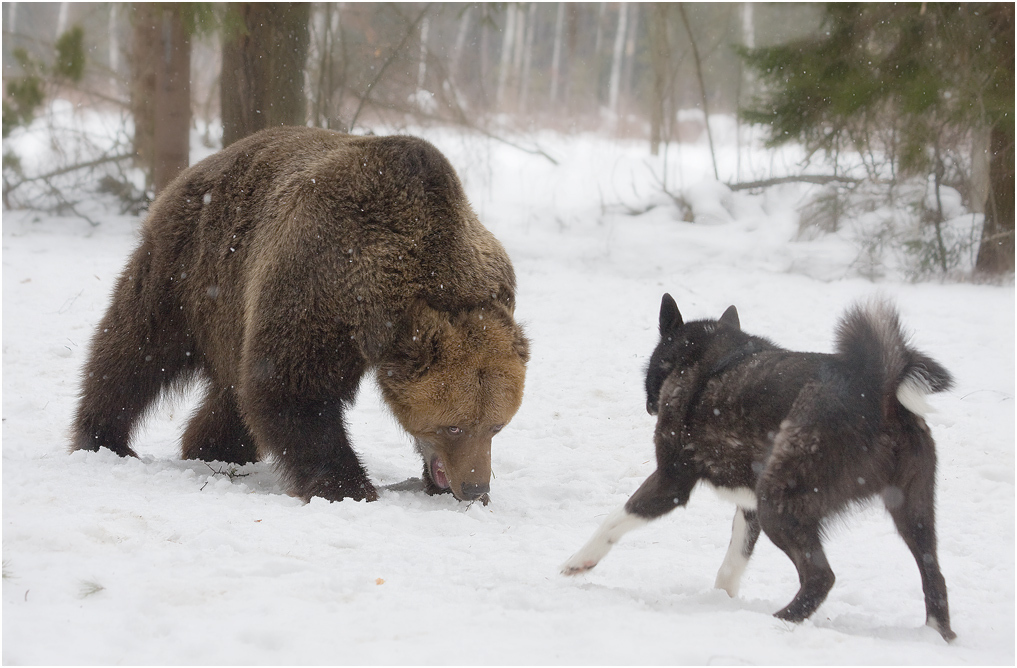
[513,325,530,364]
[390,302,444,380]
[659,293,683,335]
[719,305,740,330]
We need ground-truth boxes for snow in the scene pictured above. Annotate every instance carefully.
[3,120,1014,664]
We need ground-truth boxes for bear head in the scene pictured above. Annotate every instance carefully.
[377,302,528,504]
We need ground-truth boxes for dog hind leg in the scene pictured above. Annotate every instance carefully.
[758,500,835,623]
[715,508,761,597]
[561,468,697,575]
[884,422,955,641]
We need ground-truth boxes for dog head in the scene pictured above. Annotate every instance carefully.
[645,294,741,415]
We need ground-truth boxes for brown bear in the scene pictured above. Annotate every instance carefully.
[72,126,529,504]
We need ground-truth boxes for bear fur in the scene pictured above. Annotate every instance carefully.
[72,126,529,504]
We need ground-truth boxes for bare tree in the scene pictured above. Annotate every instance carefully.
[519,3,537,113]
[496,4,517,107]
[450,6,471,88]
[417,16,429,91]
[647,4,671,156]
[549,3,565,105]
[677,3,718,179]
[607,2,627,119]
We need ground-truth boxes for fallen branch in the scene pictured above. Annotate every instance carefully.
[728,174,864,191]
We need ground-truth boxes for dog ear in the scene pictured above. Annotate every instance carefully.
[719,305,740,330]
[659,293,683,334]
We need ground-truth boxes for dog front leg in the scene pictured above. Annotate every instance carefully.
[715,508,761,597]
[560,505,649,575]
[561,468,696,575]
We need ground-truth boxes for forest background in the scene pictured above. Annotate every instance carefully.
[2,1,1013,277]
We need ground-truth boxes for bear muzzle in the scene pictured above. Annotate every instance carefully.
[417,435,493,504]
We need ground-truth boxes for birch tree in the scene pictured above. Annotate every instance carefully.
[496,4,517,107]
[607,2,627,118]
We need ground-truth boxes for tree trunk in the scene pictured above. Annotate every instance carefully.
[607,2,627,119]
[308,4,329,128]
[594,3,605,60]
[519,3,537,113]
[479,5,490,108]
[221,3,310,148]
[648,4,670,156]
[56,2,69,39]
[975,3,1015,274]
[512,4,527,78]
[622,4,639,103]
[417,17,429,91]
[152,7,191,194]
[565,5,578,112]
[677,3,718,180]
[737,2,755,180]
[975,122,1016,273]
[108,4,120,78]
[129,4,158,186]
[130,4,190,195]
[451,6,471,88]
[549,3,565,106]
[496,4,517,108]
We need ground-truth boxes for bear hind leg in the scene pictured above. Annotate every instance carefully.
[182,384,259,464]
[73,262,196,457]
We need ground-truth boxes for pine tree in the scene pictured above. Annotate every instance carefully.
[741,3,1013,274]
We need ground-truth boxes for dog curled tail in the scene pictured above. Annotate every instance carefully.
[835,300,954,419]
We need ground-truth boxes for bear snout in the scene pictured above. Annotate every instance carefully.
[460,481,490,500]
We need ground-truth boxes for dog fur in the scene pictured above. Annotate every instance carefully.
[563,294,956,641]
[72,127,528,505]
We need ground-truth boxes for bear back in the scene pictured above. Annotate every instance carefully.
[141,127,517,368]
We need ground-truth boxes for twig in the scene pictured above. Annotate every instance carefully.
[204,462,251,481]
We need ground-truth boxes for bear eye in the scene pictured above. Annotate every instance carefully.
[447,426,462,435]
[492,424,504,434]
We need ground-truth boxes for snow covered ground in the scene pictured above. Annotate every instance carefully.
[3,122,1014,664]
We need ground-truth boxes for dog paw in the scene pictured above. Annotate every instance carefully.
[560,556,598,576]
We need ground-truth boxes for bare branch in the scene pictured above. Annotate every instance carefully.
[4,152,133,196]
[348,4,432,132]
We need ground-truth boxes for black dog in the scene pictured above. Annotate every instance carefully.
[563,294,956,641]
